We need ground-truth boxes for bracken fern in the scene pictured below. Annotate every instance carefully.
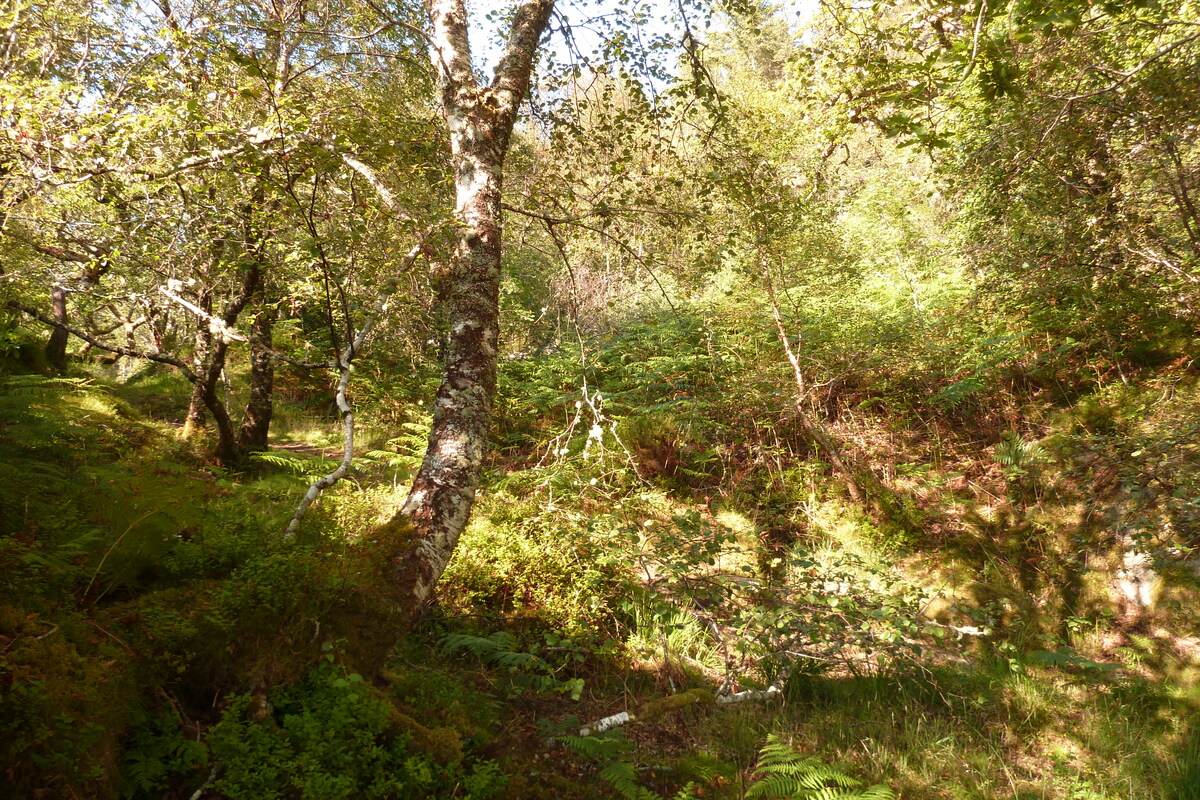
[746,735,894,799]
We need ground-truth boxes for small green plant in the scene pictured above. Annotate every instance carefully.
[122,711,209,797]
[440,631,585,700]
[204,659,506,800]
[993,432,1050,480]
[746,734,894,799]
[559,731,704,800]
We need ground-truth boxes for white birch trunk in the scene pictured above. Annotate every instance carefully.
[383,0,554,610]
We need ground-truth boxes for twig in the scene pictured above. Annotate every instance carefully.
[188,765,220,800]
[282,233,429,539]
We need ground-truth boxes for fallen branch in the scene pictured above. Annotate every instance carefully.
[282,233,429,539]
[715,684,783,705]
[188,764,220,800]
[576,683,784,738]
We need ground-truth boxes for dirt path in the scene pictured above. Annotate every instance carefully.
[272,440,338,459]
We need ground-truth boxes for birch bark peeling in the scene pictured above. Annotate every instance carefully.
[382,0,554,609]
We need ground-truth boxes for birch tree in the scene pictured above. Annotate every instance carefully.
[381,0,555,610]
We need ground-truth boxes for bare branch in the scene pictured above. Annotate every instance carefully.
[283,236,429,539]
[6,300,197,381]
[338,154,414,221]
[158,286,250,342]
[1052,29,1200,101]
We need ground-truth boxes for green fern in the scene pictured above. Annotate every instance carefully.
[994,432,1049,471]
[361,449,412,466]
[746,735,894,799]
[0,375,94,395]
[247,450,336,477]
[559,732,701,800]
[439,632,545,671]
[560,731,639,760]
[599,759,662,800]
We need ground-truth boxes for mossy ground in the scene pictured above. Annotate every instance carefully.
[2,345,1198,799]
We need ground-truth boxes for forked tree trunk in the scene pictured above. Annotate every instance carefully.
[200,338,242,466]
[193,248,264,467]
[380,0,554,610]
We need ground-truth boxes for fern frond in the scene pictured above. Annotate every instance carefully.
[558,733,632,761]
[439,631,518,658]
[995,432,1049,469]
[360,449,412,465]
[0,375,93,394]
[671,781,701,800]
[247,450,333,476]
[599,760,662,800]
[746,735,893,799]
[439,631,549,670]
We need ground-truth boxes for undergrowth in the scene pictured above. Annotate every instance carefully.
[3,315,1200,799]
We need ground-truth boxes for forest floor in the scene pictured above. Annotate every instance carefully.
[2,358,1199,799]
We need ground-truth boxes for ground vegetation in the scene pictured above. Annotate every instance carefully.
[2,0,1199,797]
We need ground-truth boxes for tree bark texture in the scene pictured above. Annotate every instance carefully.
[198,250,264,466]
[35,246,110,373]
[183,289,213,438]
[201,338,241,466]
[45,285,69,371]
[382,0,554,609]
[237,296,275,452]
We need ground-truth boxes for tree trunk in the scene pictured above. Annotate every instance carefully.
[379,0,554,611]
[199,338,242,466]
[183,290,213,438]
[45,285,69,371]
[183,372,208,436]
[237,299,275,452]
[189,247,263,466]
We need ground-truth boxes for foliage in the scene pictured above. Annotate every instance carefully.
[3,0,1200,797]
[746,734,893,799]
[201,659,504,800]
[440,631,585,700]
[121,711,209,798]
[559,731,706,800]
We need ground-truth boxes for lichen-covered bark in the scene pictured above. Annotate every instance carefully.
[383,0,554,608]
[183,289,213,438]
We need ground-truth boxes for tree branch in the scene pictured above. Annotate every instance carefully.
[283,237,428,539]
[6,301,197,381]
[158,286,250,342]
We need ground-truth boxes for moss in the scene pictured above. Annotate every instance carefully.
[389,711,463,764]
[636,688,715,722]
